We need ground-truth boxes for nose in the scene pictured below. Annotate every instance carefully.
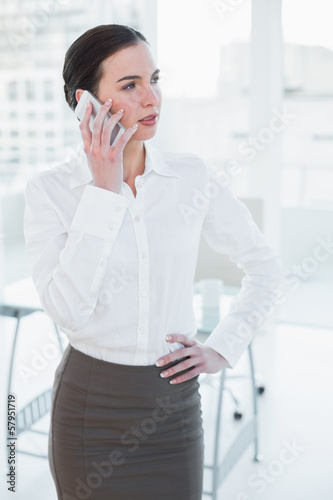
[142,84,159,108]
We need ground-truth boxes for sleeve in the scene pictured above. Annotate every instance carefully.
[23,179,130,332]
[201,164,283,369]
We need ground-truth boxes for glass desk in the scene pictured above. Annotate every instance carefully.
[1,278,64,460]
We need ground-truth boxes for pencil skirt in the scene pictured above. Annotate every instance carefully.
[48,344,205,500]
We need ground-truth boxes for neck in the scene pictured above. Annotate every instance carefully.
[123,140,146,181]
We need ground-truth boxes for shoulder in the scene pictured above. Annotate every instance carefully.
[159,148,206,168]
[149,146,231,206]
[152,146,210,183]
[25,155,79,198]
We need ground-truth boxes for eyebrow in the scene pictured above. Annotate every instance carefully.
[116,68,160,83]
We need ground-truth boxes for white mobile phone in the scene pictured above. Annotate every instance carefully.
[74,90,126,146]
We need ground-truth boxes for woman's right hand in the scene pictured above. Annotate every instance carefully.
[79,98,138,193]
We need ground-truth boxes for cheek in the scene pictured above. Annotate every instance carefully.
[119,96,152,128]
[118,106,135,129]
[112,94,139,115]
[110,100,133,128]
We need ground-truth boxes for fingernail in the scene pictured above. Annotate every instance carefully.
[117,109,124,114]
[160,371,168,378]
[155,359,164,367]
[106,98,112,104]
[132,124,138,129]
[169,379,176,384]
[85,101,90,108]
[166,335,172,341]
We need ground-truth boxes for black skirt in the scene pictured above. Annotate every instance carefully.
[48,344,204,500]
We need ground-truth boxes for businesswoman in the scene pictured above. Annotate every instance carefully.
[24,24,281,500]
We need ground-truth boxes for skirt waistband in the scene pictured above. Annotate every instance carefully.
[57,344,198,400]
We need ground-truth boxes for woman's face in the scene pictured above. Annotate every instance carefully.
[77,41,162,142]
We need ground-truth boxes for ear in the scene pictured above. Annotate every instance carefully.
[75,89,85,103]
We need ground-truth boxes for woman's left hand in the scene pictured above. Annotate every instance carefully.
[155,334,229,384]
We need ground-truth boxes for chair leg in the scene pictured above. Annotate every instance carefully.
[211,369,227,500]
[7,314,21,397]
[248,344,263,462]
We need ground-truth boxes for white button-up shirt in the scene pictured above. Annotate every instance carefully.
[24,141,281,368]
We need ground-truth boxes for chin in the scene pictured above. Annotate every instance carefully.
[133,126,158,142]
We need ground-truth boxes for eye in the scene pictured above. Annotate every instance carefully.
[151,75,160,84]
[122,82,135,91]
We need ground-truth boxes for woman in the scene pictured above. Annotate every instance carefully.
[24,24,281,500]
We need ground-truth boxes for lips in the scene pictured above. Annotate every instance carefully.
[138,113,158,126]
[139,114,158,122]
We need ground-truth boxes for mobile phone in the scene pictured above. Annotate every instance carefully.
[74,90,126,146]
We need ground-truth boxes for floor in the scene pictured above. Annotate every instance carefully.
[1,281,333,499]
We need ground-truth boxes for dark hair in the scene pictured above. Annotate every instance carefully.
[62,24,148,111]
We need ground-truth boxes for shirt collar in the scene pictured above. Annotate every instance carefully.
[69,141,180,190]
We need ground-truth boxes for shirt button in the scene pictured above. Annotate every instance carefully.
[139,327,146,335]
[114,205,122,212]
[140,291,147,297]
[134,216,141,222]
[139,252,146,259]
[108,224,114,231]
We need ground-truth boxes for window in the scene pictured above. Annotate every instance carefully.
[157,0,252,167]
[44,80,53,101]
[1,0,147,188]
[25,80,35,100]
[8,81,18,101]
[282,0,333,206]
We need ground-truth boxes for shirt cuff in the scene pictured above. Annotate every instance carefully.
[203,315,256,369]
[70,185,130,239]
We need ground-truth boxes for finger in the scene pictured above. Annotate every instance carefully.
[156,345,198,368]
[160,356,196,379]
[169,367,202,385]
[111,123,138,152]
[101,108,124,153]
[91,98,113,147]
[79,101,93,154]
[165,334,197,347]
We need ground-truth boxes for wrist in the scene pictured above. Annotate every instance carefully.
[93,180,122,194]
